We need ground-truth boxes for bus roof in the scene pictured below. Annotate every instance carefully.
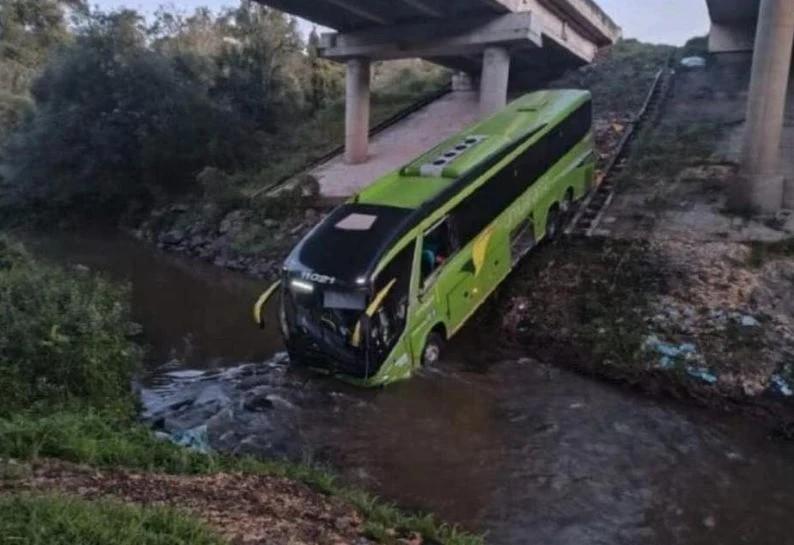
[285,203,414,286]
[355,89,591,210]
[285,89,591,285]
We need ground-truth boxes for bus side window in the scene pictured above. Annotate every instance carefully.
[421,217,456,288]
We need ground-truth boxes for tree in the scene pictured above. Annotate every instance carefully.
[307,27,343,113]
[0,0,84,140]
[1,9,253,212]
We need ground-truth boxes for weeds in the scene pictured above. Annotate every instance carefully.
[574,241,664,367]
[0,494,226,545]
[747,238,794,268]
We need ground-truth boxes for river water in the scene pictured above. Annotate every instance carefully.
[27,231,794,545]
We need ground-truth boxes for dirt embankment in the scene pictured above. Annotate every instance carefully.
[489,48,794,431]
[494,233,794,432]
[1,460,392,545]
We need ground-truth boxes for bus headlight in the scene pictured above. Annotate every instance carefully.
[290,279,314,294]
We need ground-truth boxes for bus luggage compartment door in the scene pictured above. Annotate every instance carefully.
[447,272,479,329]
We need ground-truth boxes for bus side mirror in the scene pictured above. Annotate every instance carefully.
[253,281,282,329]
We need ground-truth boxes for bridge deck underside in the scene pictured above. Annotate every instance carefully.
[259,0,512,32]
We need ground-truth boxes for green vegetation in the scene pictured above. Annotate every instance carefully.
[748,238,794,268]
[0,237,140,416]
[0,495,226,545]
[679,35,709,59]
[0,0,80,142]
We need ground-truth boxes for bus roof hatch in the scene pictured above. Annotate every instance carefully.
[403,135,488,179]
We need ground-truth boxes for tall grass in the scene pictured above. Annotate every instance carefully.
[0,495,226,545]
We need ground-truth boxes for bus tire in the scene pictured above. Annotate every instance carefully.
[421,333,445,367]
[545,207,561,242]
[561,188,574,215]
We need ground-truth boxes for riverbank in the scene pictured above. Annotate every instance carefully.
[0,237,481,545]
[0,413,478,545]
[492,237,794,432]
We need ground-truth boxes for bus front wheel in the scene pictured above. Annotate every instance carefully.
[421,333,445,367]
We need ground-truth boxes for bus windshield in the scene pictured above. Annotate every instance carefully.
[283,240,415,378]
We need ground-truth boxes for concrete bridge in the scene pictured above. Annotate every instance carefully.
[707,0,794,212]
[255,0,620,165]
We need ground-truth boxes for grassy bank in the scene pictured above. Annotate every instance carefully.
[0,237,481,545]
[0,412,480,544]
[0,495,225,545]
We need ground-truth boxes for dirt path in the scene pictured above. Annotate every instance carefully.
[1,460,375,545]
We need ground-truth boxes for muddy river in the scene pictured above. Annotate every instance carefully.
[28,231,794,545]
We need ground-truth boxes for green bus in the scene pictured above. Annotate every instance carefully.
[254,89,595,386]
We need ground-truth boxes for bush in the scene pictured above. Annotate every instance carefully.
[0,237,141,415]
[1,10,255,212]
[0,495,226,545]
[0,91,33,142]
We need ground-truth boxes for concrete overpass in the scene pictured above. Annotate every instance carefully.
[255,0,620,164]
[707,0,794,212]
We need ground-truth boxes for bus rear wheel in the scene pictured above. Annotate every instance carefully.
[421,333,445,367]
[545,207,561,242]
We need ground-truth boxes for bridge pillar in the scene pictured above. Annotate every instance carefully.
[735,0,794,213]
[345,57,371,164]
[479,46,511,118]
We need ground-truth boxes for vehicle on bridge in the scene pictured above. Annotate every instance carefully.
[254,89,595,386]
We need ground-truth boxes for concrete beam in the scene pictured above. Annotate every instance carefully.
[709,21,757,53]
[524,0,599,62]
[539,0,622,46]
[345,58,371,164]
[319,12,543,61]
[735,0,794,213]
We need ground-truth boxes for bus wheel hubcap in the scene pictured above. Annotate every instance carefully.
[425,345,440,364]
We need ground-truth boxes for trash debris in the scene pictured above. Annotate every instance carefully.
[643,335,699,369]
[739,315,761,328]
[680,56,706,69]
[686,366,718,385]
[770,374,793,397]
[168,425,211,453]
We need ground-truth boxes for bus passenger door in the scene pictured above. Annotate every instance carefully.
[410,218,459,353]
